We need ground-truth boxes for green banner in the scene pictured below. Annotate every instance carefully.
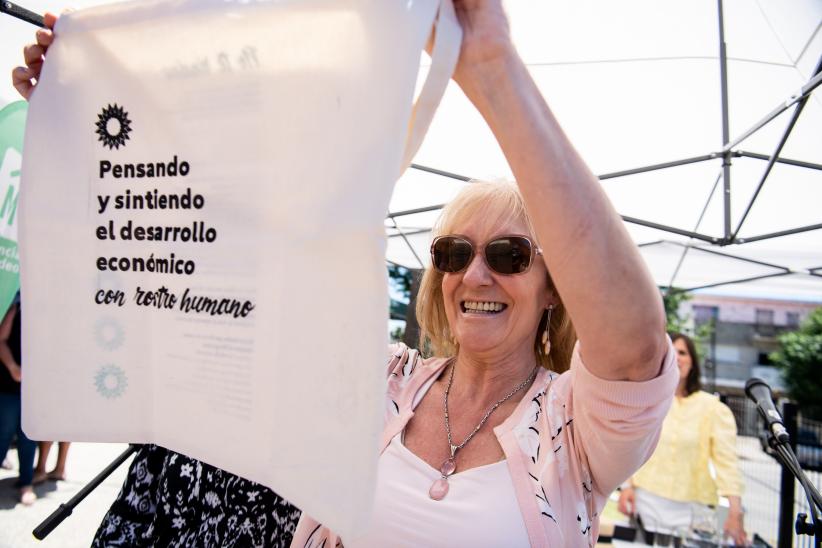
[0,101,26,316]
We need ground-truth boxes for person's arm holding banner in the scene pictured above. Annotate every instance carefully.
[449,0,667,379]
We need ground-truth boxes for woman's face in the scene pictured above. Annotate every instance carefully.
[674,337,693,383]
[441,216,552,361]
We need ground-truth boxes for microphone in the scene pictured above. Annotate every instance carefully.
[745,378,790,445]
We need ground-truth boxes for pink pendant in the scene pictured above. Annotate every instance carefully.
[440,458,456,477]
[429,478,449,500]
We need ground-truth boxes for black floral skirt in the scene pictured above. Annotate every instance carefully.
[92,444,301,547]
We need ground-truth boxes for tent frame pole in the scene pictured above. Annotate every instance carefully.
[598,154,718,179]
[735,223,822,244]
[731,100,810,241]
[620,216,720,243]
[722,66,822,154]
[735,151,822,171]
[718,0,733,242]
[674,243,791,270]
[679,272,792,292]
[409,163,471,181]
[731,54,822,241]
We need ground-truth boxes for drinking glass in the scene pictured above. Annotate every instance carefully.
[690,505,720,546]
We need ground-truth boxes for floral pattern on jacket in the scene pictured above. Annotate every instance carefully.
[93,444,301,547]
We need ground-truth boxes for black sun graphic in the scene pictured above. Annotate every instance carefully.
[95,104,132,150]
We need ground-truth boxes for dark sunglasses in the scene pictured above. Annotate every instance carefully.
[430,235,542,275]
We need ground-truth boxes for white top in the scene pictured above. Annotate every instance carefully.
[635,487,714,534]
[346,434,530,548]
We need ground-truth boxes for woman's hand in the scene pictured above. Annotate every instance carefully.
[445,0,528,105]
[11,12,58,100]
[617,486,635,516]
[450,1,513,79]
[723,501,748,546]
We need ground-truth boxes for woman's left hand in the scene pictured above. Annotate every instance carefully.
[723,509,747,546]
[11,12,58,100]
[448,0,513,91]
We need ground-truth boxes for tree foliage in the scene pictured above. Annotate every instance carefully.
[389,325,405,343]
[770,307,822,420]
[663,289,691,334]
[661,289,714,362]
[388,263,412,300]
[387,264,413,342]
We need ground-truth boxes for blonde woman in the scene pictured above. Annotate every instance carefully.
[293,0,678,544]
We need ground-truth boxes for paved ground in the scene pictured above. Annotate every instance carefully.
[737,435,783,545]
[0,442,132,548]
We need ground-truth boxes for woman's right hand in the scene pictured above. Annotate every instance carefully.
[617,486,635,516]
[11,12,58,100]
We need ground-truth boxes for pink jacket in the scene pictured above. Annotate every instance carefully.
[293,340,677,547]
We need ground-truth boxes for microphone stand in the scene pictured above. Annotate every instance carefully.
[765,425,822,547]
[32,444,141,540]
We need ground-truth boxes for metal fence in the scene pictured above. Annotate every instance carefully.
[793,413,822,548]
[722,394,822,548]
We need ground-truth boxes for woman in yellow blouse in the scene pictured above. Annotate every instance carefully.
[618,332,747,545]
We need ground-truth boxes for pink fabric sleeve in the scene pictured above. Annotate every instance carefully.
[567,337,678,499]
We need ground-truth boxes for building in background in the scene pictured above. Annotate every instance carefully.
[678,294,819,393]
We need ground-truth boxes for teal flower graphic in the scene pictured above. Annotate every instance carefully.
[94,317,125,351]
[94,365,127,398]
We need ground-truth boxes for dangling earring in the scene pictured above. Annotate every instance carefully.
[541,306,554,355]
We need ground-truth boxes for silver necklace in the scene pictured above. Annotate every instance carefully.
[428,361,539,501]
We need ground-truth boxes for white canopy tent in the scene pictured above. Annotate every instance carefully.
[3,0,821,301]
[386,0,822,302]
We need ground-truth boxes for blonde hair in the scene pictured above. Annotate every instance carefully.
[415,180,576,373]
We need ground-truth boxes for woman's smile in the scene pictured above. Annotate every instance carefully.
[460,300,507,314]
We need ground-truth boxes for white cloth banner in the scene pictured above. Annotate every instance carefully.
[20,0,459,536]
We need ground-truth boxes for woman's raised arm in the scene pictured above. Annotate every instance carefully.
[451,0,667,381]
